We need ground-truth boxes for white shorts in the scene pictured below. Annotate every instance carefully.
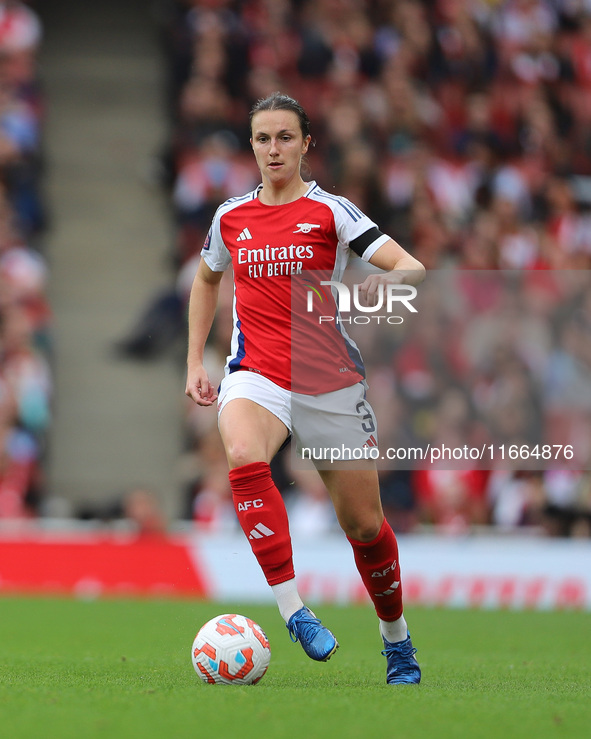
[218,370,378,463]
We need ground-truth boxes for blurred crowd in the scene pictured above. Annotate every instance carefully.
[0,1,50,519]
[4,0,591,537]
[151,0,591,273]
[139,0,591,538]
[359,267,591,537]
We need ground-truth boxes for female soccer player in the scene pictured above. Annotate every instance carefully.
[185,92,425,684]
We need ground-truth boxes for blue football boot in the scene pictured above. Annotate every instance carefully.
[287,607,339,662]
[381,632,421,684]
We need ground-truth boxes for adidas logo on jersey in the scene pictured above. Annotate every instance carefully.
[248,523,275,540]
[237,227,253,241]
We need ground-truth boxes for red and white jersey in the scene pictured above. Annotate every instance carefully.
[202,181,389,394]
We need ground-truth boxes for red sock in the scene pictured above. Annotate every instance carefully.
[229,461,294,586]
[347,519,403,621]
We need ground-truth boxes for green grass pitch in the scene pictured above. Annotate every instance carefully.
[1,597,589,739]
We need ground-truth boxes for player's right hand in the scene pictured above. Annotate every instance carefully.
[185,365,218,406]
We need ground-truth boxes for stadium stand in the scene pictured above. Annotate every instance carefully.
[143,0,591,538]
[0,0,49,518]
[5,0,591,538]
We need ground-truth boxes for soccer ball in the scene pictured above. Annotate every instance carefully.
[191,613,271,685]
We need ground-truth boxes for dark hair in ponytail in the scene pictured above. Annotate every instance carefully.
[249,92,311,140]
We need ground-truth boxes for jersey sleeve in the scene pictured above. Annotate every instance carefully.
[333,197,390,262]
[201,206,232,272]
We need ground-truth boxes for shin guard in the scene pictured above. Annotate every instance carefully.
[229,461,294,586]
[347,518,403,621]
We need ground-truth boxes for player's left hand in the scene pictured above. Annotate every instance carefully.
[357,271,405,307]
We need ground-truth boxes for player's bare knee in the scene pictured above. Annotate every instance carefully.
[342,518,382,543]
[225,440,264,469]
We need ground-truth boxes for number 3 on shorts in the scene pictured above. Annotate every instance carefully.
[356,400,376,434]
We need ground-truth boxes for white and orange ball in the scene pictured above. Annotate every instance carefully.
[191,614,271,685]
